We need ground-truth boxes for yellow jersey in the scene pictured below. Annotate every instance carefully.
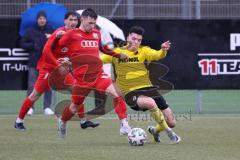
[101,46,167,95]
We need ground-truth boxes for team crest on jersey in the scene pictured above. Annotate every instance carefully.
[61,47,68,53]
[76,33,83,37]
[93,33,98,39]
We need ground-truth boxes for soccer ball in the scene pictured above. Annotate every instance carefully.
[127,128,147,146]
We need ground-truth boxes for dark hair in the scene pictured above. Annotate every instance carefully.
[81,8,98,19]
[64,11,79,19]
[129,26,145,36]
[36,11,47,19]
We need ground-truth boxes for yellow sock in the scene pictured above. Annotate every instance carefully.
[150,107,169,133]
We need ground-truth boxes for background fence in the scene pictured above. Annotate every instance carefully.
[1,0,240,19]
[0,90,240,115]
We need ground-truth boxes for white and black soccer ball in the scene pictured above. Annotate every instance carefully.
[127,128,147,146]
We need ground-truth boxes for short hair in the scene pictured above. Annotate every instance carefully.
[64,11,79,19]
[81,8,98,19]
[129,26,145,36]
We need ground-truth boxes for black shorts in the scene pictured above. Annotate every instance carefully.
[124,87,169,111]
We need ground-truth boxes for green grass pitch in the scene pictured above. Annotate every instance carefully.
[1,90,240,160]
[0,115,240,160]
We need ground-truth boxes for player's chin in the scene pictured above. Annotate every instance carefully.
[86,28,93,32]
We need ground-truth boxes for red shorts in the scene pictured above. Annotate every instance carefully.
[34,69,50,94]
[71,73,112,105]
[34,69,75,94]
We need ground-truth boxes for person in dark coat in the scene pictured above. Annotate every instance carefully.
[20,11,54,115]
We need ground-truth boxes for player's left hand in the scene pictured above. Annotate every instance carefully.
[161,41,171,51]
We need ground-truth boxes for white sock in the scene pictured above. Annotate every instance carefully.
[16,117,23,123]
[121,118,129,127]
[165,127,172,132]
[80,118,87,124]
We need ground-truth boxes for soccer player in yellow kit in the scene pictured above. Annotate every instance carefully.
[101,26,181,143]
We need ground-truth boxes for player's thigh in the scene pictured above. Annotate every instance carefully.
[95,73,119,97]
[137,95,157,110]
[162,107,176,128]
[105,83,122,97]
[71,94,87,105]
[30,70,50,101]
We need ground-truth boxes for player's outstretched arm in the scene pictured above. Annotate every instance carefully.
[58,30,71,47]
[100,44,128,59]
[43,30,65,67]
[145,40,171,62]
[51,30,66,50]
[161,40,171,51]
[100,54,113,64]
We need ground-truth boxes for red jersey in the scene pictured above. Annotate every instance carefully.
[58,28,103,82]
[58,28,101,58]
[37,27,70,71]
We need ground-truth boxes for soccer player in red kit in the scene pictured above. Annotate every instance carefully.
[57,8,131,138]
[14,11,99,130]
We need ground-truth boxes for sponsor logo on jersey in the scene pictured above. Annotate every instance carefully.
[80,40,99,48]
[76,33,83,37]
[118,57,139,63]
[93,33,98,39]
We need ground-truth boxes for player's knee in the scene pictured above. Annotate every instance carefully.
[71,96,84,106]
[69,105,77,114]
[29,91,41,101]
[106,83,122,97]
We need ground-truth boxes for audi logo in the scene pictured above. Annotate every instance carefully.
[81,40,99,48]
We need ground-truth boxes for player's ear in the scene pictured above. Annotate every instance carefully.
[80,17,83,22]
[126,35,131,41]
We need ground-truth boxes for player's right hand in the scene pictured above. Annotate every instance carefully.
[56,31,66,39]
[161,40,171,51]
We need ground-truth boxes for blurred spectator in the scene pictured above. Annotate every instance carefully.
[20,11,54,115]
